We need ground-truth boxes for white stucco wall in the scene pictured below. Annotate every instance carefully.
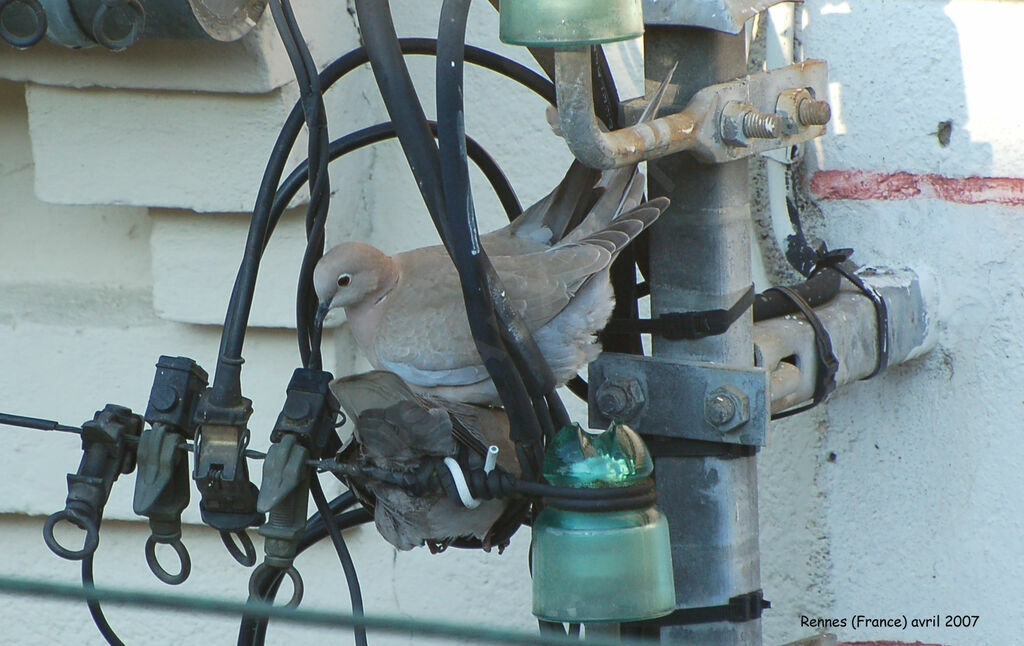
[0,1,1020,645]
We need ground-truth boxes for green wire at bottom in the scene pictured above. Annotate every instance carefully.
[0,575,649,646]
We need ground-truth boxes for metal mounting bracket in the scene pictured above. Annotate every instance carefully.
[588,353,770,447]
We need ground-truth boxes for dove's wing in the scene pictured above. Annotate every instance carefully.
[373,199,668,389]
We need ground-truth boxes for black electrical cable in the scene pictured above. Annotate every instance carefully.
[309,476,367,646]
[356,0,545,480]
[211,39,553,406]
[240,505,372,646]
[83,552,125,646]
[265,121,523,246]
[267,0,333,372]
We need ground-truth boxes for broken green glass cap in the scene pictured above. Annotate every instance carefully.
[499,0,644,48]
[532,422,674,623]
[542,421,653,488]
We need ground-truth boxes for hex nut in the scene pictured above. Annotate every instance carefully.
[704,385,750,433]
[595,377,646,421]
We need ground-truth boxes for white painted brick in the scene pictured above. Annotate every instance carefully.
[26,82,308,212]
[0,515,535,645]
[0,0,360,94]
[0,81,151,289]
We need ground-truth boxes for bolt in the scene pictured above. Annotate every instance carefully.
[595,378,646,421]
[706,393,736,426]
[720,102,781,147]
[741,110,782,139]
[797,97,831,126]
[704,385,750,433]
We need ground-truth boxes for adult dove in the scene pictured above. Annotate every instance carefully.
[313,177,668,405]
[313,78,673,405]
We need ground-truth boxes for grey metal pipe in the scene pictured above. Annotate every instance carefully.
[756,268,939,415]
[554,46,698,170]
[644,26,762,646]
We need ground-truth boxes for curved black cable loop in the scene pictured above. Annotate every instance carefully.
[83,551,126,646]
[238,492,369,646]
[309,476,367,646]
[265,121,523,245]
[210,38,553,406]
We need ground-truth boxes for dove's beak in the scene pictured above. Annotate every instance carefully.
[315,301,331,331]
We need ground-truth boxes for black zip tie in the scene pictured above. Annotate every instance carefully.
[766,284,839,419]
[627,589,770,627]
[604,284,755,340]
[811,249,889,379]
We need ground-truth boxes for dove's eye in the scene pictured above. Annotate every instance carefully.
[337,274,352,287]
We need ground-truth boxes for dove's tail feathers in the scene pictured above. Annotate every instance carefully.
[508,161,602,246]
[568,197,669,262]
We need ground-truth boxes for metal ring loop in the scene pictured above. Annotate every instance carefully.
[145,535,192,585]
[0,0,47,48]
[42,510,99,561]
[248,563,304,608]
[91,0,143,51]
[220,529,257,567]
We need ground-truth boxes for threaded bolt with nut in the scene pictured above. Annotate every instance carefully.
[797,98,831,126]
[741,111,782,139]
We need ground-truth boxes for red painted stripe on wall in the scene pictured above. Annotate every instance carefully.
[810,170,1024,206]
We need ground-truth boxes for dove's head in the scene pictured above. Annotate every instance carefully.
[314,242,399,319]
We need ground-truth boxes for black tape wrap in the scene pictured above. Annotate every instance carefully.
[764,284,838,419]
[605,285,755,340]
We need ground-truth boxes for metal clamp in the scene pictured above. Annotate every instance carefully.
[589,353,769,447]
[43,405,142,560]
[252,369,339,603]
[193,392,264,546]
[134,356,208,584]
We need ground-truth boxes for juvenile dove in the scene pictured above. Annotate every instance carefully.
[330,370,519,551]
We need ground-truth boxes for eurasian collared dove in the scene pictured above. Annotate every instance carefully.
[313,189,667,405]
[330,370,519,551]
[313,73,674,405]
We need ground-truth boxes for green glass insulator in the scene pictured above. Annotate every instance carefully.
[542,422,653,488]
[531,422,675,623]
[499,0,644,48]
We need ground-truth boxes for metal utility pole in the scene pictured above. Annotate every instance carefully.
[645,26,762,646]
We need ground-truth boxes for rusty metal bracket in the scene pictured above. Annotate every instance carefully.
[556,46,828,168]
[588,353,769,447]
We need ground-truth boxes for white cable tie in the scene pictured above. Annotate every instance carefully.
[484,445,499,474]
[442,457,482,509]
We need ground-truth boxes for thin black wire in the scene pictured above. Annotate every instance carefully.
[83,547,125,646]
[239,494,372,646]
[309,476,367,646]
[265,121,523,246]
